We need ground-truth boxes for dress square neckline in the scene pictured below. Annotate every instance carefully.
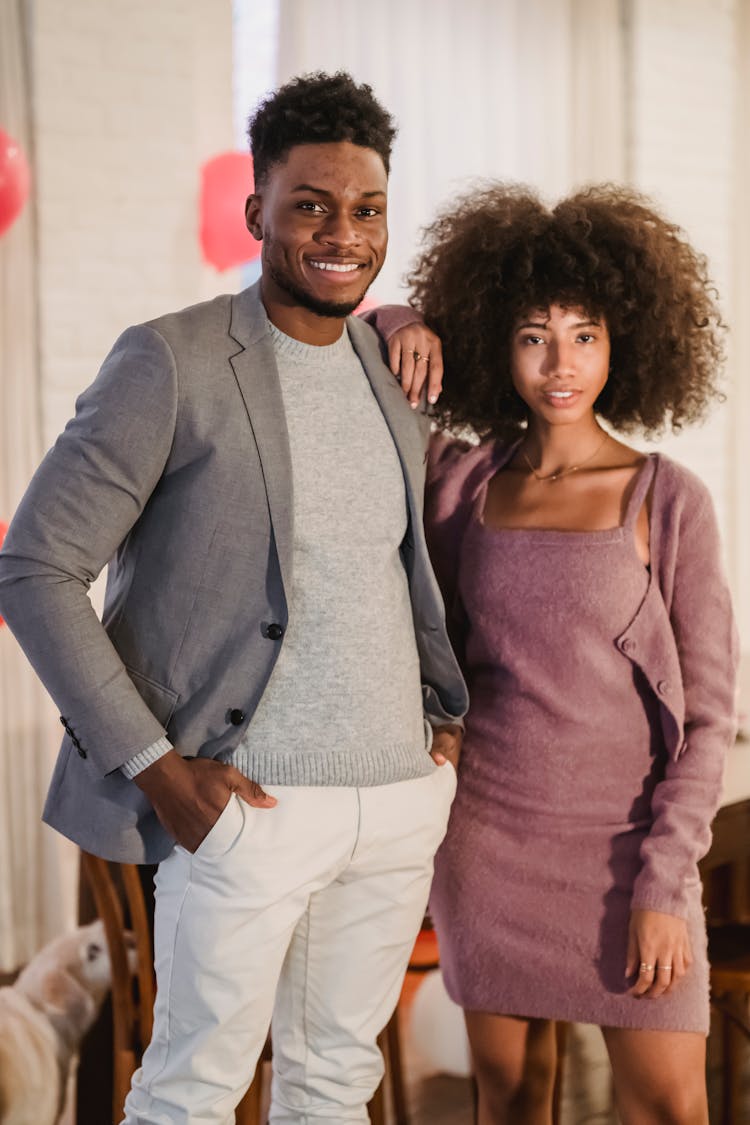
[475,449,657,547]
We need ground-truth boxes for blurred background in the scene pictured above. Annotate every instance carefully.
[0,0,747,1002]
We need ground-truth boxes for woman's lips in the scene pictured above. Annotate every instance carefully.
[542,389,581,408]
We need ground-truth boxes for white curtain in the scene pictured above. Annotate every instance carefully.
[275,0,626,302]
[0,0,76,972]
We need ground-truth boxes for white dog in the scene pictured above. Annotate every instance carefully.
[0,920,130,1124]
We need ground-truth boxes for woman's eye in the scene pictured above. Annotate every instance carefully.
[577,334,595,343]
[522,335,544,345]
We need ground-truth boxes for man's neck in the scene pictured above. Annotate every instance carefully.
[261,288,346,347]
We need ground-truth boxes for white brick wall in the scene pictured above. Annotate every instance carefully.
[31,0,239,449]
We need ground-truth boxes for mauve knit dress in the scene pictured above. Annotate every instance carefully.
[428,449,710,1032]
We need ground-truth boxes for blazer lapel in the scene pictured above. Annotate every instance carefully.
[227,284,294,595]
[346,315,425,509]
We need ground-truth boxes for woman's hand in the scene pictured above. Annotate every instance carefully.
[430,724,463,770]
[626,908,693,998]
[387,323,444,409]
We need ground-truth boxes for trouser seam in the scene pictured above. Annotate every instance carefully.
[348,787,362,863]
[301,899,312,1125]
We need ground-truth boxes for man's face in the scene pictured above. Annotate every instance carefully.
[246,141,388,319]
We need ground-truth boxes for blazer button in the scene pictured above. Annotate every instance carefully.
[77,747,87,759]
[266,623,284,640]
[229,708,245,726]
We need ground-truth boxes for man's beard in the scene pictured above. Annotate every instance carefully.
[268,260,371,319]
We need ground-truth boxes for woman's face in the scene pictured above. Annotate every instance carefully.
[510,304,610,426]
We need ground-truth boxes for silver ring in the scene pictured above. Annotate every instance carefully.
[657,964,673,972]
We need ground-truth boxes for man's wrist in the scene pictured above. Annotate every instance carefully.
[120,736,173,779]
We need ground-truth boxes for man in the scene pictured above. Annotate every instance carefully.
[0,72,466,1123]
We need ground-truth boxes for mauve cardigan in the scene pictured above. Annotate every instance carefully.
[424,435,739,919]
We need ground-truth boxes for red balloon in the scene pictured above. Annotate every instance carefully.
[0,130,30,238]
[199,152,261,272]
[0,521,7,627]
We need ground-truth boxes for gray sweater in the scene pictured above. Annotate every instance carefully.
[224,322,432,785]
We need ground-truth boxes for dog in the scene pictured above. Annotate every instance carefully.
[0,920,132,1124]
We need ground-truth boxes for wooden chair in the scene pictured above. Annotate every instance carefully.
[79,853,155,1123]
[698,795,750,1124]
[707,923,750,1125]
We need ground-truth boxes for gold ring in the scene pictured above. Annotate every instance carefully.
[639,963,655,973]
[412,350,429,362]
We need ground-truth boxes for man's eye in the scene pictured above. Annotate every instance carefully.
[358,207,380,218]
[297,201,325,213]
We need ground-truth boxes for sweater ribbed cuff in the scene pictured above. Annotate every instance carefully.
[120,736,173,779]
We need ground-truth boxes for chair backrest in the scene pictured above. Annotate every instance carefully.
[80,852,155,1123]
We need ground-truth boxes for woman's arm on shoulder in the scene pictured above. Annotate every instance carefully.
[359,305,443,406]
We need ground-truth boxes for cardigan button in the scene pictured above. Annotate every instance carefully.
[621,638,635,654]
[657,680,670,695]
[229,708,245,726]
[266,623,284,641]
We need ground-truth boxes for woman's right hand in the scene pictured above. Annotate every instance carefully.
[626,907,693,998]
[386,323,444,408]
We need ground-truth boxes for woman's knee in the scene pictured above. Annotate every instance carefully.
[468,1014,556,1110]
[625,1083,707,1125]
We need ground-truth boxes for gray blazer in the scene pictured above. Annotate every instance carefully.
[0,283,467,863]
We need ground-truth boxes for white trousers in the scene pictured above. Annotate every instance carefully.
[121,763,456,1125]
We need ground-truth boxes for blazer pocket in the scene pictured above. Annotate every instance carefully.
[125,666,180,729]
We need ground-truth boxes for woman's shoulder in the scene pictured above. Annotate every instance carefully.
[427,430,510,479]
[426,431,506,509]
[651,451,715,512]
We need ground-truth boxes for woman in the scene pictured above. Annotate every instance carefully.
[372,184,738,1124]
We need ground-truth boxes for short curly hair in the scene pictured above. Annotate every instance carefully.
[409,183,725,441]
[248,71,397,186]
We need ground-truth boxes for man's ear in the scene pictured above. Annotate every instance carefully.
[245,194,263,241]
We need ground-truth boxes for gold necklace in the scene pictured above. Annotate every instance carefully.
[521,431,610,483]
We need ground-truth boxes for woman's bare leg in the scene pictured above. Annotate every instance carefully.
[464,1009,556,1124]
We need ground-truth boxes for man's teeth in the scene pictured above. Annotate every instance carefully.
[309,261,359,272]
